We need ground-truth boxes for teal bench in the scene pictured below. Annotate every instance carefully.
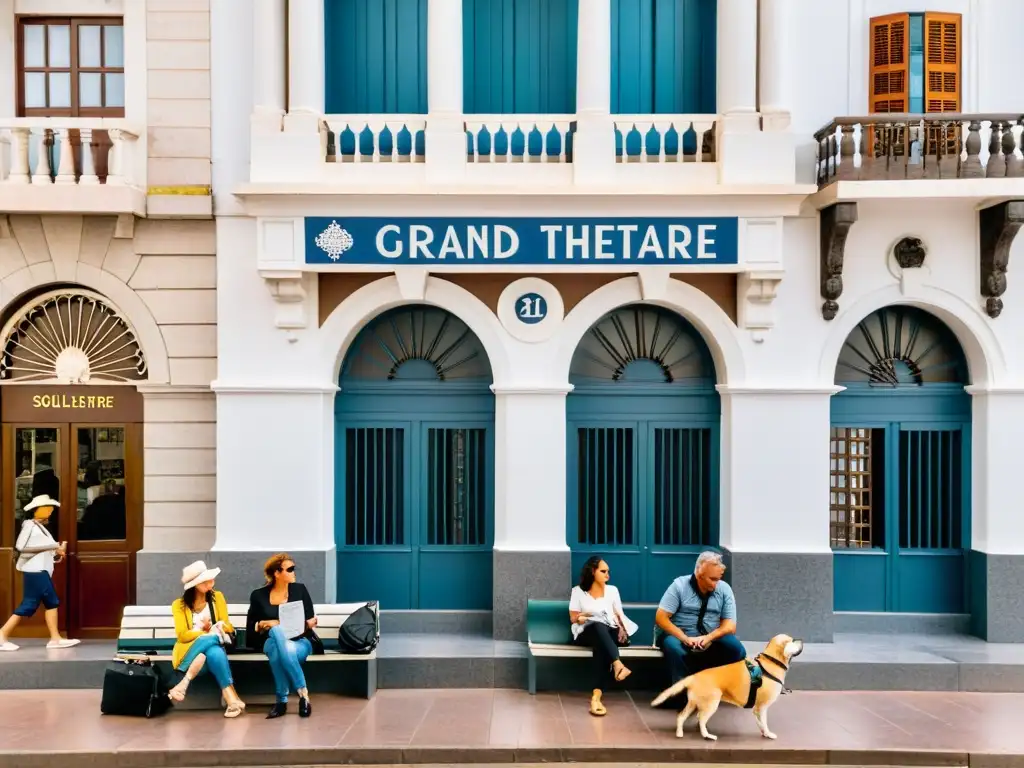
[526,599,663,694]
[116,602,378,701]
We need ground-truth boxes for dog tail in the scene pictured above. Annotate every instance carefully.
[650,675,693,708]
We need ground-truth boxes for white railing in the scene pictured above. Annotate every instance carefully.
[324,115,427,163]
[0,118,141,187]
[464,115,575,164]
[613,115,717,164]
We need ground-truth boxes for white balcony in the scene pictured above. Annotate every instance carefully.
[0,118,146,216]
[249,112,741,193]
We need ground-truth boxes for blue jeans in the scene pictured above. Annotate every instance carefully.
[264,625,311,703]
[177,633,234,690]
[657,632,747,684]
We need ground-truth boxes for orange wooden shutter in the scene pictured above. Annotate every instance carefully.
[869,14,910,113]
[924,12,961,112]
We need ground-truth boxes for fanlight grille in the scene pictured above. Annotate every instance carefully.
[0,290,147,383]
[570,305,714,384]
[835,306,967,387]
[342,305,491,382]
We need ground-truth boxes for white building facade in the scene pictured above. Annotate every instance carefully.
[0,0,216,639]
[211,0,1024,643]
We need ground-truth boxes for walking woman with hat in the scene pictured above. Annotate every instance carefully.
[0,494,80,651]
[167,561,246,717]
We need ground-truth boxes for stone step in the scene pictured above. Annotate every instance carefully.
[3,632,1024,693]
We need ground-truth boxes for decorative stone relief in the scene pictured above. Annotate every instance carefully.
[979,200,1024,319]
[497,277,564,343]
[893,237,926,269]
[819,202,858,320]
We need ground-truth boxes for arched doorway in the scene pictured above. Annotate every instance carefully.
[0,288,145,638]
[831,305,970,613]
[335,305,495,610]
[566,304,720,602]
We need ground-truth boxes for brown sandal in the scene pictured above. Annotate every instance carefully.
[613,662,632,682]
[590,693,607,717]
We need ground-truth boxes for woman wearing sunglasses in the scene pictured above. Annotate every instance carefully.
[569,556,637,717]
[245,554,322,719]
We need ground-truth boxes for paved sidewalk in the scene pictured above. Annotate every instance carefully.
[3,688,1023,768]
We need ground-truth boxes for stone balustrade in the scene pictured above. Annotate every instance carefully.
[613,115,717,164]
[0,119,141,187]
[815,114,1024,187]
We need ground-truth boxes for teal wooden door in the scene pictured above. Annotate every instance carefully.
[831,306,971,613]
[567,305,719,602]
[335,306,494,610]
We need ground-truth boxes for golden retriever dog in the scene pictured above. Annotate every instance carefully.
[650,634,803,741]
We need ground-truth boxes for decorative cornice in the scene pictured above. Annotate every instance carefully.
[211,382,339,395]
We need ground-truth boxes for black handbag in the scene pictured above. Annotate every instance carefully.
[337,601,380,654]
[100,657,172,718]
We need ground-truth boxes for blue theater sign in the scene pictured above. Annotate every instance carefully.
[304,217,739,266]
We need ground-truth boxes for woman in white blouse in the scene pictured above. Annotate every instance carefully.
[569,556,634,716]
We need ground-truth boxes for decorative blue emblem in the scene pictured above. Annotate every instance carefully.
[314,220,354,261]
[515,293,547,324]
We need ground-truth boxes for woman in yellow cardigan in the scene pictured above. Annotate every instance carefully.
[167,561,245,717]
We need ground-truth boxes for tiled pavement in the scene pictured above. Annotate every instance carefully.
[2,688,1024,768]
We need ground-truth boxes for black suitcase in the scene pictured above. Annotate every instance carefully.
[100,657,172,718]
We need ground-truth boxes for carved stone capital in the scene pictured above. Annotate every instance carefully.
[737,270,784,342]
[979,200,1024,319]
[260,270,310,330]
[819,202,858,321]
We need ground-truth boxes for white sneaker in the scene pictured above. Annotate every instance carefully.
[46,638,80,649]
[0,641,19,652]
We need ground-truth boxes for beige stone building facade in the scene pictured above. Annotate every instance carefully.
[0,0,215,638]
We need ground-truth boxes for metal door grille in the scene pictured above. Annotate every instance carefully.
[652,427,713,546]
[830,427,877,548]
[576,427,635,546]
[899,429,962,549]
[345,427,404,546]
[426,427,487,546]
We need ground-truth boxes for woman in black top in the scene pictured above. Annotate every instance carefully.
[245,553,321,719]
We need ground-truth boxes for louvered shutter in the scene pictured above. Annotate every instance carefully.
[869,14,909,113]
[924,12,961,112]
[924,13,961,157]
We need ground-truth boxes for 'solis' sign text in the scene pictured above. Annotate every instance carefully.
[306,217,739,266]
[33,394,116,409]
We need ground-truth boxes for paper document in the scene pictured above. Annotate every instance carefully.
[622,615,639,637]
[278,600,306,640]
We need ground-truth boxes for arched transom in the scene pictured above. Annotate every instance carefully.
[0,290,147,384]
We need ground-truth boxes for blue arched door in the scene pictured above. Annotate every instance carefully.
[567,304,720,602]
[831,306,971,613]
[335,306,495,610]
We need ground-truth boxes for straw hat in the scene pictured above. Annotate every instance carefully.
[24,494,60,512]
[181,560,221,590]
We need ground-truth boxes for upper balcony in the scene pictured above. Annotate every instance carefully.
[810,113,1024,208]
[0,118,145,216]
[242,0,806,200]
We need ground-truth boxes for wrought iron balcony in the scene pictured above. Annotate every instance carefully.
[814,113,1024,188]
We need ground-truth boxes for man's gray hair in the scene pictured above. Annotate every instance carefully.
[694,550,725,574]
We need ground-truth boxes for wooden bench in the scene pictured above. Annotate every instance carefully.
[117,602,378,701]
[526,599,663,694]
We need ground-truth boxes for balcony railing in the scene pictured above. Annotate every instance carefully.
[0,119,141,188]
[815,114,1024,188]
[316,113,721,186]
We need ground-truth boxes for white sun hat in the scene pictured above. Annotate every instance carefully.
[181,560,221,591]
[24,494,60,512]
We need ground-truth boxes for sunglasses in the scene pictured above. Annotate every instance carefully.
[281,565,296,573]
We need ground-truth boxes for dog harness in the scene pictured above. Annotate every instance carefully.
[743,653,788,709]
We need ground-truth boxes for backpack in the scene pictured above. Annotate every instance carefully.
[337,601,380,654]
